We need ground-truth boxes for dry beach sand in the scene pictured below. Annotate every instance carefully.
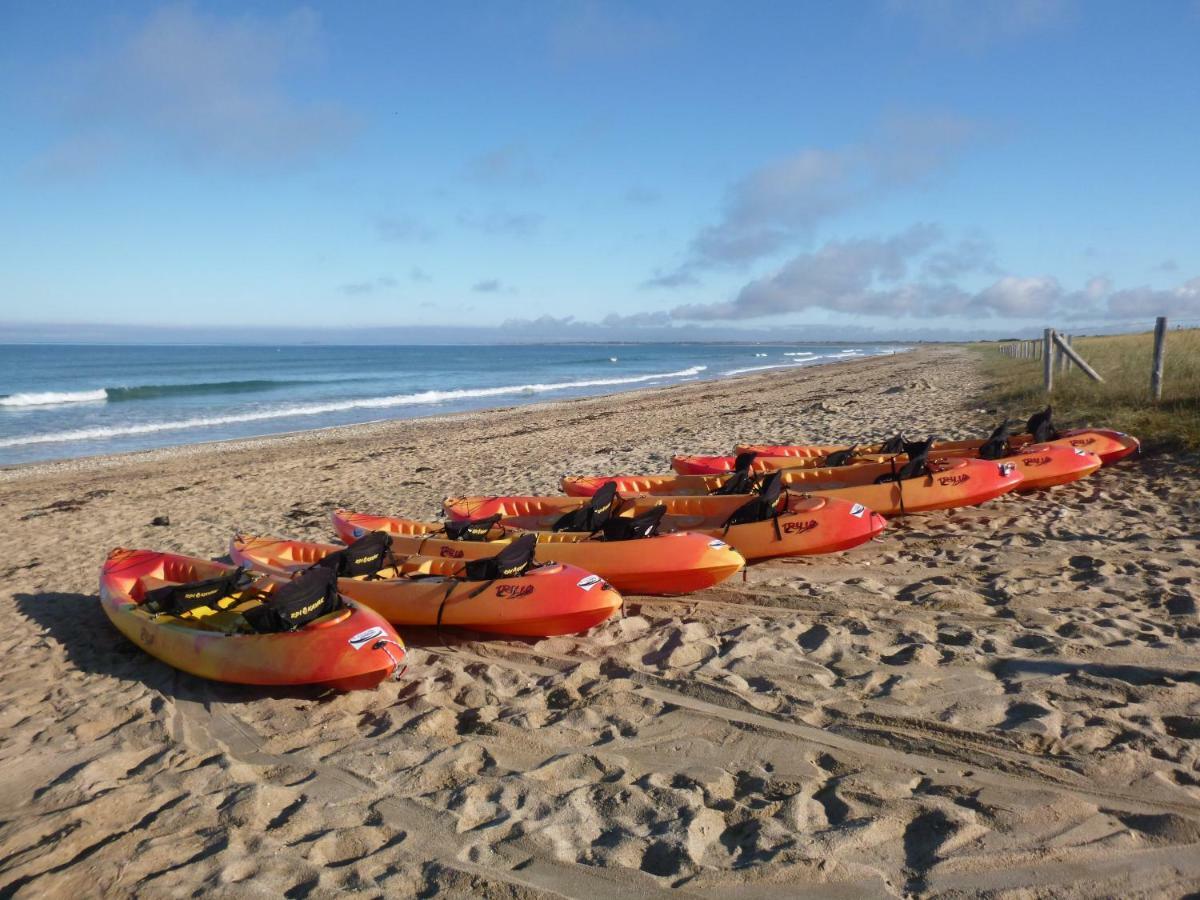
[2,347,1199,897]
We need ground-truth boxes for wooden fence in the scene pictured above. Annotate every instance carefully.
[999,317,1169,400]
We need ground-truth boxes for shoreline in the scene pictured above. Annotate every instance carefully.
[4,345,1199,897]
[0,348,909,482]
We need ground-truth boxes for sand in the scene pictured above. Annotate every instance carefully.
[2,346,1199,898]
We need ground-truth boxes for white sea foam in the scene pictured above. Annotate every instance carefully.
[0,366,708,448]
[0,389,107,407]
[722,358,824,377]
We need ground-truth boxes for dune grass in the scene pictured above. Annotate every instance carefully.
[972,327,1200,451]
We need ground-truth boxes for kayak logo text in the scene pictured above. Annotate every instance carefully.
[938,474,970,486]
[496,583,535,599]
[440,546,465,558]
[782,519,818,534]
[1022,456,1052,467]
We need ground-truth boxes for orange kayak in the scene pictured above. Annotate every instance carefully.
[443,491,886,561]
[230,534,623,637]
[739,431,1135,466]
[673,442,1099,493]
[330,509,745,595]
[100,548,404,691]
[574,455,1023,517]
[737,410,1138,466]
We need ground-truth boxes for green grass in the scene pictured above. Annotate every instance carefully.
[971,327,1200,451]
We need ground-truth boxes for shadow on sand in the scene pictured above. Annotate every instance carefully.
[13,591,346,704]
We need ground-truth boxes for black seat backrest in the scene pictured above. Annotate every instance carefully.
[243,566,341,633]
[601,504,667,541]
[723,472,784,528]
[879,433,905,454]
[874,438,933,483]
[143,568,251,616]
[978,421,1011,460]
[824,445,858,466]
[711,451,758,495]
[1026,406,1056,443]
[314,531,394,578]
[463,533,538,581]
[551,481,618,532]
[444,514,503,541]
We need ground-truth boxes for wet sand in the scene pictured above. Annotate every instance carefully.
[2,346,1199,897]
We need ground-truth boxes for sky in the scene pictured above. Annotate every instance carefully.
[1,0,1198,342]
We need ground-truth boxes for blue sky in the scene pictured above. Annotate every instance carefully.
[1,0,1198,341]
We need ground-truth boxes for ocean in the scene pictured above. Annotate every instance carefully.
[0,343,905,465]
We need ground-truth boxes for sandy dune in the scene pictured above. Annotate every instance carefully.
[2,347,1199,897]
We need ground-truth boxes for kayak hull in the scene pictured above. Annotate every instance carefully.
[100,549,403,690]
[443,494,887,561]
[737,428,1138,467]
[1008,445,1102,491]
[331,510,745,595]
[231,536,623,636]
[572,457,1025,517]
[680,444,1100,494]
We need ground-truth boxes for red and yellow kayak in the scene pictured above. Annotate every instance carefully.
[100,548,404,691]
[576,456,1023,517]
[737,428,1138,467]
[230,535,623,637]
[672,443,1099,493]
[330,509,745,595]
[443,494,886,561]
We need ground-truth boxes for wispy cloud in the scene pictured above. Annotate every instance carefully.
[340,275,397,296]
[650,114,980,282]
[919,233,999,280]
[374,214,433,243]
[472,278,505,293]
[641,269,699,290]
[458,210,544,237]
[27,133,120,181]
[601,310,672,327]
[33,3,352,174]
[548,2,676,64]
[671,224,946,319]
[888,0,1076,48]
[625,186,662,206]
[668,223,1199,322]
[465,145,541,187]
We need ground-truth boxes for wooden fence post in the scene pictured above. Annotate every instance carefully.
[1151,316,1167,402]
[1043,328,1054,392]
[1052,331,1104,383]
[1058,334,1071,375]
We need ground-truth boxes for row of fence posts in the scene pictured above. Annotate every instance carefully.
[999,316,1168,401]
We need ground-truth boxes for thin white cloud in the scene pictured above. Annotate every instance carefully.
[340,276,397,296]
[668,224,1200,322]
[374,214,434,243]
[548,3,676,64]
[34,3,352,173]
[651,114,980,281]
[625,186,662,206]
[888,0,1076,48]
[464,145,541,187]
[458,210,544,237]
[641,269,699,290]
